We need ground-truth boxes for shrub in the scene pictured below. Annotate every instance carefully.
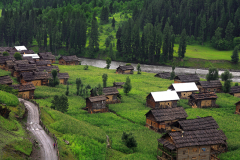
[84,65,88,70]
[14,52,22,60]
[3,51,9,56]
[121,132,137,149]
[137,63,141,74]
[65,83,69,96]
[126,63,131,66]
[51,95,69,113]
[206,67,219,81]
[106,57,111,69]
[49,69,59,87]
[102,74,108,88]
[235,83,239,86]
[124,76,132,95]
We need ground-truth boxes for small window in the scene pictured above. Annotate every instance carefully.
[168,103,169,105]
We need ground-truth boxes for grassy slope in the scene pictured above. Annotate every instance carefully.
[34,64,240,160]
[0,90,19,106]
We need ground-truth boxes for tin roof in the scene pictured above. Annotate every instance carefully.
[14,46,27,51]
[169,82,199,92]
[149,91,180,102]
[23,54,40,59]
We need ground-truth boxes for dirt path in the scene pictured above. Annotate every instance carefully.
[19,99,58,160]
[79,58,240,82]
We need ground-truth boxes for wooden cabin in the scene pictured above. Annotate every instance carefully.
[168,82,199,99]
[0,76,13,85]
[12,64,38,78]
[5,60,29,71]
[0,56,15,69]
[116,65,134,74]
[174,74,200,83]
[145,107,188,133]
[113,82,125,89]
[229,86,240,98]
[154,72,171,79]
[20,72,49,86]
[86,96,108,114]
[58,55,79,65]
[90,87,120,104]
[146,91,179,109]
[22,54,40,62]
[49,73,69,85]
[23,57,36,64]
[196,80,222,93]
[38,52,56,63]
[36,60,52,66]
[37,66,60,73]
[157,117,227,160]
[235,101,240,115]
[10,82,36,99]
[188,92,218,108]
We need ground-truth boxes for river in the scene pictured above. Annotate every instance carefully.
[79,58,240,82]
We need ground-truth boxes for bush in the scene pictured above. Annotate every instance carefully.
[3,51,9,56]
[121,132,137,149]
[126,63,131,66]
[84,65,88,70]
[124,76,132,95]
[235,83,239,86]
[14,52,22,60]
[51,95,69,113]
[0,84,18,95]
[0,90,19,107]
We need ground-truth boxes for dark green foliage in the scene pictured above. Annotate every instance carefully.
[84,65,88,70]
[49,69,59,87]
[206,67,219,81]
[102,74,108,88]
[170,65,175,80]
[65,83,69,96]
[235,83,239,86]
[100,6,109,24]
[231,46,239,63]
[106,57,111,69]
[112,17,115,28]
[126,63,131,66]
[0,84,18,96]
[89,12,99,58]
[51,95,69,113]
[97,84,103,95]
[76,78,82,96]
[121,132,137,149]
[92,87,98,96]
[14,52,22,60]
[3,51,9,56]
[178,29,187,58]
[137,63,141,74]
[124,76,132,95]
[221,70,233,93]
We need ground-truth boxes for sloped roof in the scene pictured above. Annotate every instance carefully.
[113,82,125,86]
[23,54,40,59]
[48,73,69,79]
[38,52,55,60]
[0,56,15,64]
[103,87,119,95]
[14,46,27,51]
[155,72,171,79]
[117,65,134,71]
[146,107,188,122]
[169,82,199,92]
[6,60,29,67]
[157,138,176,150]
[174,74,200,82]
[189,92,218,100]
[161,129,226,149]
[198,80,222,88]
[36,60,52,66]
[59,55,79,62]
[22,50,34,54]
[21,72,49,81]
[10,82,36,91]
[149,91,180,102]
[22,57,35,64]
[178,116,219,131]
[0,76,13,85]
[14,64,38,72]
[88,95,107,102]
[37,66,59,72]
[0,47,14,51]
[230,86,240,94]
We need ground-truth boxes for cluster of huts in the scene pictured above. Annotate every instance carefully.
[0,46,82,99]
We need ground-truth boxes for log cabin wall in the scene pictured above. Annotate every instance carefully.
[106,94,119,104]
[234,93,240,98]
[59,59,66,65]
[123,70,133,74]
[0,64,5,69]
[146,95,156,108]
[59,79,65,84]
[236,104,240,115]
[177,146,211,160]
[31,80,42,86]
[116,68,123,74]
[19,91,30,99]
[180,92,193,99]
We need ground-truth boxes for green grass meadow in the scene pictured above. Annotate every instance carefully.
[32,64,240,160]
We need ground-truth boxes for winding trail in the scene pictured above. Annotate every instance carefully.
[19,98,58,160]
[79,58,240,82]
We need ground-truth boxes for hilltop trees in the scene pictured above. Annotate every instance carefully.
[124,76,132,95]
[178,29,187,58]
[206,67,219,81]
[221,70,233,93]
[231,46,239,63]
[89,12,99,58]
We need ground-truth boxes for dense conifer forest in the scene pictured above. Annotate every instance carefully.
[1,0,240,63]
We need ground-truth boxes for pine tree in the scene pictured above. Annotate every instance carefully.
[221,70,233,93]
[137,63,141,74]
[225,21,235,42]
[124,76,132,95]
[65,83,69,96]
[89,11,99,56]
[231,46,239,63]
[162,22,170,62]
[178,29,187,58]
[106,57,111,69]
[102,74,108,88]
[112,17,115,28]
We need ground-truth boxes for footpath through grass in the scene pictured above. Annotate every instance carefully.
[34,64,240,160]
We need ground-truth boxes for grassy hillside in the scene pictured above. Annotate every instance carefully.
[34,64,240,160]
[0,90,19,106]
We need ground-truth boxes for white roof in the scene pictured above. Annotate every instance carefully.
[151,91,180,102]
[171,82,199,92]
[23,54,40,59]
[14,46,27,51]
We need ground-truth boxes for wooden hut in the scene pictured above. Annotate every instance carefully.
[196,80,222,93]
[116,65,134,74]
[157,117,227,160]
[235,101,240,115]
[145,107,188,133]
[113,82,125,89]
[0,76,13,85]
[90,87,120,104]
[5,60,29,71]
[20,72,49,86]
[36,60,52,66]
[12,64,38,78]
[10,82,36,99]
[58,55,79,65]
[174,74,200,83]
[38,52,56,63]
[146,91,179,109]
[230,86,240,98]
[86,96,108,114]
[37,66,60,73]
[168,82,199,99]
[154,72,171,79]
[23,57,35,64]
[49,73,69,85]
[188,92,218,108]
[0,56,15,69]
